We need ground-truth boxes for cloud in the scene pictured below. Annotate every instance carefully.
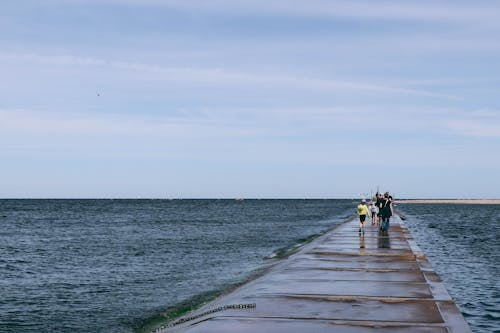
[41,0,500,25]
[0,52,460,99]
[0,108,270,140]
[442,109,500,138]
[1,107,498,171]
[0,53,106,66]
[2,106,494,142]
[109,61,462,99]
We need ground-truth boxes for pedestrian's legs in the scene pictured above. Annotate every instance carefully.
[359,215,366,234]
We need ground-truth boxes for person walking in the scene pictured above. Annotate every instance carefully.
[357,199,370,235]
[376,193,384,224]
[369,201,378,225]
[380,192,394,233]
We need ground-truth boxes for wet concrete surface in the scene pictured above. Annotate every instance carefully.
[157,216,472,333]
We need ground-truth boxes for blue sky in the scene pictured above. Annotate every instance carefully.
[1,0,499,198]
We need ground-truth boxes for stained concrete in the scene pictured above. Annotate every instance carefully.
[156,216,472,333]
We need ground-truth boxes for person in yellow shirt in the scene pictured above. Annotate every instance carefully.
[357,199,370,235]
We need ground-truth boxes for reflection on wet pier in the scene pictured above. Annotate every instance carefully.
[157,216,472,333]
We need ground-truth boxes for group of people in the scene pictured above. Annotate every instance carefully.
[356,192,394,235]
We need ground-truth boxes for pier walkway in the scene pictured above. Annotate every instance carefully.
[157,216,472,333]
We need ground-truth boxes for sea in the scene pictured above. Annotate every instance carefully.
[398,203,500,333]
[0,199,498,333]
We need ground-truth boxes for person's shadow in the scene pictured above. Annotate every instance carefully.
[378,229,391,248]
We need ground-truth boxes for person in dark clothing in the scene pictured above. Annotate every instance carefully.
[380,192,393,233]
[376,193,384,223]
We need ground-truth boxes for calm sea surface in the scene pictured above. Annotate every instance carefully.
[0,199,353,333]
[398,203,500,333]
[1,200,498,333]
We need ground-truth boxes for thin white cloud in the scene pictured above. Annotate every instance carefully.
[1,107,498,173]
[446,121,500,138]
[442,109,500,138]
[40,0,500,25]
[3,106,497,141]
[0,52,460,99]
[0,109,270,139]
[0,53,106,66]
[115,60,461,99]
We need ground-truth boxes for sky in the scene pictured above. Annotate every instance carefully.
[1,0,499,199]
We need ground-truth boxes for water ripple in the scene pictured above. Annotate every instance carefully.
[0,199,352,333]
[399,203,500,333]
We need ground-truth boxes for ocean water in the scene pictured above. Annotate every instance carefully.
[398,203,500,333]
[0,199,353,333]
[1,200,498,333]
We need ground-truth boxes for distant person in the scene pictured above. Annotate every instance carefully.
[376,193,384,224]
[380,192,394,233]
[357,199,370,235]
[369,202,378,225]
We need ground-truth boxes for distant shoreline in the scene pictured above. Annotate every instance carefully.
[396,199,500,204]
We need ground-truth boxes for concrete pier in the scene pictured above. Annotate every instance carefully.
[157,216,472,333]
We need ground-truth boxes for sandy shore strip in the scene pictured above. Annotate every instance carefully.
[396,199,500,204]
